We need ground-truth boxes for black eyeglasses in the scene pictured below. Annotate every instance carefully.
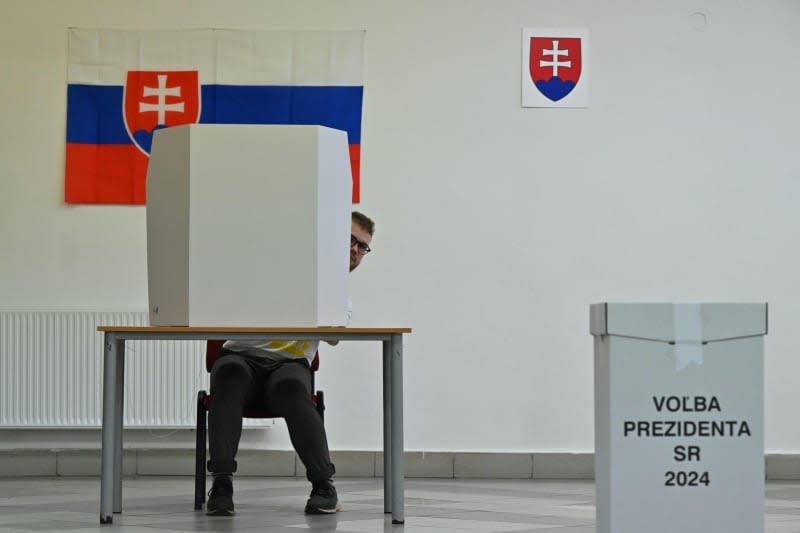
[351,234,371,254]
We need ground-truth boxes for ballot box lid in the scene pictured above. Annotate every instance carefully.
[590,302,767,342]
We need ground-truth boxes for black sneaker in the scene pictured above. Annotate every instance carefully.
[206,476,235,516]
[304,479,341,514]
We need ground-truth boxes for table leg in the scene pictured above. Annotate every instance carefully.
[382,339,392,514]
[100,333,117,524]
[113,338,125,513]
[390,333,405,524]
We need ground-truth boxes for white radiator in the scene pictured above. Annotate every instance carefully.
[0,311,269,428]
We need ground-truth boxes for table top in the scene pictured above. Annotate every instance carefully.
[98,325,411,334]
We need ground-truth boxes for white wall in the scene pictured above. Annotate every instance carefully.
[1,0,799,453]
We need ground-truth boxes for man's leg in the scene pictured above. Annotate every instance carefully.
[265,361,339,513]
[207,354,258,516]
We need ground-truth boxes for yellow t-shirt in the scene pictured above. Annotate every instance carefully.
[222,299,352,365]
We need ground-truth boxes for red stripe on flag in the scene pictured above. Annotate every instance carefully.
[66,142,360,205]
[65,143,149,204]
[349,144,360,204]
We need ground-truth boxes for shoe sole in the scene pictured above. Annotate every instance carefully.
[304,503,342,514]
[206,507,235,516]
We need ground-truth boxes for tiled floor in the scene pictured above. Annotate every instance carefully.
[0,477,798,532]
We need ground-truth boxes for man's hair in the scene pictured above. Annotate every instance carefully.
[352,211,375,236]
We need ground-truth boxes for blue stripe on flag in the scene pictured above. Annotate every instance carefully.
[199,86,363,143]
[66,85,130,144]
[66,84,363,144]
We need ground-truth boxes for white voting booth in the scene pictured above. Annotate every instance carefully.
[146,124,352,326]
[591,303,767,533]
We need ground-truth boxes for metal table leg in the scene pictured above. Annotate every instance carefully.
[113,338,125,513]
[382,339,392,514]
[390,334,404,524]
[100,333,117,523]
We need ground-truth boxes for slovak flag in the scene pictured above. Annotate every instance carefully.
[521,28,589,108]
[65,29,364,204]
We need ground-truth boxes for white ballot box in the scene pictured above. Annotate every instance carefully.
[591,303,767,533]
[146,124,352,326]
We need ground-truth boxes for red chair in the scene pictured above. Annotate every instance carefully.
[194,340,324,510]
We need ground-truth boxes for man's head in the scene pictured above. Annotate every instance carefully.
[350,211,374,272]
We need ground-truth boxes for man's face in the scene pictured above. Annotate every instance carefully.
[350,220,372,272]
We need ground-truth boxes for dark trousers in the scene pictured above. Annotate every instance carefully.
[207,351,335,482]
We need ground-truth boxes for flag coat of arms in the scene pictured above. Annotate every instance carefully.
[65,29,364,204]
[521,28,589,108]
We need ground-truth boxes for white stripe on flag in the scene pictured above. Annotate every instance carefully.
[68,29,364,86]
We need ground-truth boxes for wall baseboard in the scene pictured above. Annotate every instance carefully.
[2,450,799,479]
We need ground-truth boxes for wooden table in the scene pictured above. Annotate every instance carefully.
[96,326,411,524]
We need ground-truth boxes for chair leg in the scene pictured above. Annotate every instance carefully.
[194,390,208,510]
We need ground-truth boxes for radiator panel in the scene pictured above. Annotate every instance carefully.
[0,312,269,428]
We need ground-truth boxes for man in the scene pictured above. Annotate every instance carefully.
[205,211,375,516]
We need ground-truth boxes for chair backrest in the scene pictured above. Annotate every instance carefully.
[205,340,319,372]
[205,340,227,372]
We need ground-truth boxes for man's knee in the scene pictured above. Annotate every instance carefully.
[210,357,252,396]
[271,376,308,400]
[268,375,311,413]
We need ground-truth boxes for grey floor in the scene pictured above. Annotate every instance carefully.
[0,477,799,532]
